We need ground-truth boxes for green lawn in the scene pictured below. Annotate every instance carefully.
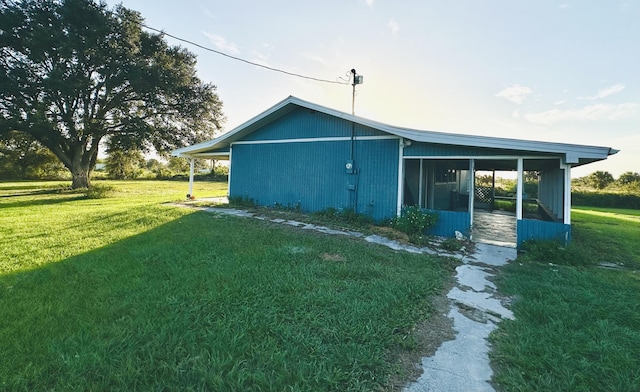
[0,180,450,391]
[490,206,640,391]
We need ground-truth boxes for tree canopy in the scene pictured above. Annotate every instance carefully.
[586,171,615,190]
[617,171,640,186]
[0,131,65,179]
[0,0,224,188]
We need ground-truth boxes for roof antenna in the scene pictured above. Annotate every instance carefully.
[351,69,363,115]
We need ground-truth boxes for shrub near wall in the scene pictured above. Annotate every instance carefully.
[572,191,640,210]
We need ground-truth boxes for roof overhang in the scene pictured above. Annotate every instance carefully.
[172,96,617,167]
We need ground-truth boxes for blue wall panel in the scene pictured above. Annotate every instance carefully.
[425,210,471,238]
[229,138,399,221]
[351,139,400,221]
[517,219,571,248]
[242,108,389,141]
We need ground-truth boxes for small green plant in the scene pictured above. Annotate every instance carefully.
[271,201,302,212]
[312,207,339,220]
[390,206,438,244]
[340,208,374,226]
[85,184,115,199]
[440,238,463,252]
[312,207,373,227]
[228,195,256,208]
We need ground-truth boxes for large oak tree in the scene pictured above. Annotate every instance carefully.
[0,0,223,188]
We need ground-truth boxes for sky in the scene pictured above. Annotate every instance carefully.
[105,0,639,177]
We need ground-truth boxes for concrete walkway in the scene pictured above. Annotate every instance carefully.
[171,202,516,391]
[404,243,516,392]
[473,210,517,248]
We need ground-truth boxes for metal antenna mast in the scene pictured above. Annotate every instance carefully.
[350,69,363,115]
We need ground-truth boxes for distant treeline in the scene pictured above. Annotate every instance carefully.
[571,170,640,209]
[572,191,640,210]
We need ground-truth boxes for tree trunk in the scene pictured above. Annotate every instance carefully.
[70,165,91,189]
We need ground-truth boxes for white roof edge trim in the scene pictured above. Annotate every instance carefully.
[171,95,616,160]
[172,96,297,155]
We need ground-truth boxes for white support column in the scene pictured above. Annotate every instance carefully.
[188,158,195,197]
[563,163,572,225]
[468,159,475,235]
[227,147,233,197]
[516,158,524,220]
[418,159,424,208]
[396,139,404,216]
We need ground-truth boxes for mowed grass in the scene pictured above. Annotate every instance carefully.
[491,207,640,391]
[571,206,640,269]
[0,180,449,391]
[0,180,227,273]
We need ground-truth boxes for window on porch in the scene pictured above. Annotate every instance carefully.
[403,159,470,212]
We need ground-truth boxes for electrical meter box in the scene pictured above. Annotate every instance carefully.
[345,160,354,174]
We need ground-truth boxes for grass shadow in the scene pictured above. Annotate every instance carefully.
[0,195,87,209]
[0,211,447,391]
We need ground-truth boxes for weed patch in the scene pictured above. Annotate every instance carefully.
[85,184,115,199]
[312,207,374,227]
[227,195,256,208]
[390,206,438,244]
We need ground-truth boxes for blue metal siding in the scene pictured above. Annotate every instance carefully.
[352,139,400,221]
[517,219,571,248]
[425,210,471,237]
[229,138,398,221]
[404,142,558,158]
[243,107,389,141]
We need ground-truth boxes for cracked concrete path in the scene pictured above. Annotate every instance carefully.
[404,243,516,392]
[170,203,517,391]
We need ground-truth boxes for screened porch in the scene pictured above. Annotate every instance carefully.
[402,157,572,248]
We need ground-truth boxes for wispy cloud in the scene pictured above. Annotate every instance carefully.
[302,52,328,67]
[202,8,216,20]
[388,18,400,37]
[558,4,570,9]
[249,50,271,67]
[495,84,533,104]
[522,103,640,125]
[364,0,375,7]
[202,32,240,55]
[581,83,625,100]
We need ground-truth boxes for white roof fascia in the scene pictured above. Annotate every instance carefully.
[171,96,298,157]
[171,96,616,163]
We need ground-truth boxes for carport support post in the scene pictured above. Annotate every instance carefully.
[563,162,571,225]
[188,158,195,197]
[516,158,523,220]
[468,159,475,237]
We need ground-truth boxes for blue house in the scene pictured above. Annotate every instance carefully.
[173,96,617,247]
